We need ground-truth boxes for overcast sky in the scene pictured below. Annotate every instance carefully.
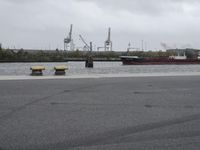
[1,0,200,51]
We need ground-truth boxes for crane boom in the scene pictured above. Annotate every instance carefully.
[79,35,90,50]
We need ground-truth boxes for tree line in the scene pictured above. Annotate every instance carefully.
[1,45,195,62]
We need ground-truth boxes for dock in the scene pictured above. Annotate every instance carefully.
[0,76,200,149]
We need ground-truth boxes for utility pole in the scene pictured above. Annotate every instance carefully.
[141,40,144,51]
[85,42,93,68]
[89,42,93,52]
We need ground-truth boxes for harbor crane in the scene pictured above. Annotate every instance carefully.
[64,24,74,51]
[79,34,93,68]
[79,35,90,51]
[104,27,113,51]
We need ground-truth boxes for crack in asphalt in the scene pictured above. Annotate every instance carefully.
[112,130,200,144]
[0,82,118,122]
[0,91,65,121]
[49,102,200,109]
[0,89,75,122]
[22,112,200,150]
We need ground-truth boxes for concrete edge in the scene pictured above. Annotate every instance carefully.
[0,72,200,81]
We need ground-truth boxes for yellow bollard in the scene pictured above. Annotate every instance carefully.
[30,66,45,76]
[54,65,68,75]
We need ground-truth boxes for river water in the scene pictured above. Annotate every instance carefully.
[0,62,200,76]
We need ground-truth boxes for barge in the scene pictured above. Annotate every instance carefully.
[120,56,200,65]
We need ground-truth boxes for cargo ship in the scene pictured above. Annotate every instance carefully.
[120,55,200,65]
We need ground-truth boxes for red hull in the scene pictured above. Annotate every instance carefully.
[121,56,200,65]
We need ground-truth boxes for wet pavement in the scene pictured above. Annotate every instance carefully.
[0,76,200,150]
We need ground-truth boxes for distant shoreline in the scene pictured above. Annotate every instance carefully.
[0,59,121,63]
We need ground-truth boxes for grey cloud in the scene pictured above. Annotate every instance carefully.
[1,0,200,50]
[76,0,200,16]
[1,0,41,3]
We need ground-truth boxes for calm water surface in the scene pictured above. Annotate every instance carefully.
[0,62,200,76]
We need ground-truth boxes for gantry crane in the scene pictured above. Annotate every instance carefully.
[64,24,74,51]
[104,27,113,51]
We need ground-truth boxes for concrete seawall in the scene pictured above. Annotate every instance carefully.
[0,72,200,81]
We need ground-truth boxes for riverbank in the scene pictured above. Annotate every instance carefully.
[0,58,121,63]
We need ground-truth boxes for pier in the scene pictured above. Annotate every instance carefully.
[0,76,200,149]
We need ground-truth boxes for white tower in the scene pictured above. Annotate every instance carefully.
[104,27,112,51]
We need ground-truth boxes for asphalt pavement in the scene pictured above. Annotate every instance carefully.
[0,76,200,150]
